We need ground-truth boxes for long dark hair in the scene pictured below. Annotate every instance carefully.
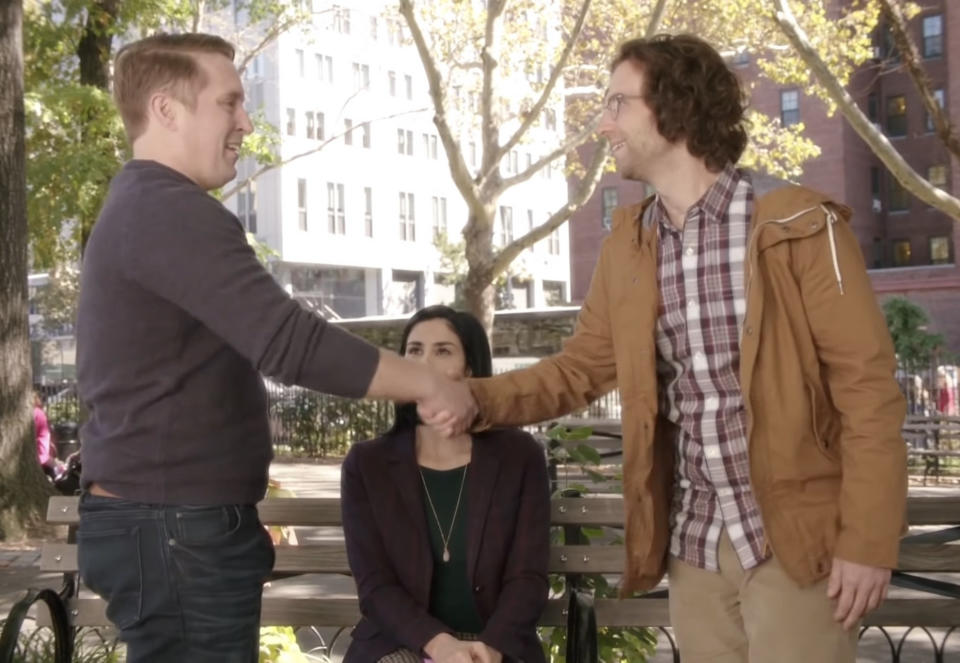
[391,305,492,432]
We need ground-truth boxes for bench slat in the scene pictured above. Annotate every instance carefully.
[40,542,960,575]
[42,597,959,629]
[47,495,960,528]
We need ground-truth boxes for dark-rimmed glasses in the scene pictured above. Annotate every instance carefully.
[603,93,644,119]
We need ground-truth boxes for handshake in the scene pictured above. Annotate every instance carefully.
[415,371,479,438]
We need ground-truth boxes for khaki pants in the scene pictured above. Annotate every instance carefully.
[668,529,858,663]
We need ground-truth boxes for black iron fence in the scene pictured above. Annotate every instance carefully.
[32,358,959,461]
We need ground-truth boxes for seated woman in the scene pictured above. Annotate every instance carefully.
[342,305,550,663]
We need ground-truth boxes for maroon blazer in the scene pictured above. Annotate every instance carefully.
[341,427,550,663]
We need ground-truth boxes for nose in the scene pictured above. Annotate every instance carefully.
[238,107,254,135]
[598,112,616,139]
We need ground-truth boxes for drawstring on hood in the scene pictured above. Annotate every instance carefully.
[747,204,846,296]
[821,204,845,295]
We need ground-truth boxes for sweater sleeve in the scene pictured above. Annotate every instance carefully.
[122,186,379,398]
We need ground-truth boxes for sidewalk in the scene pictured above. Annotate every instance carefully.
[2,460,957,662]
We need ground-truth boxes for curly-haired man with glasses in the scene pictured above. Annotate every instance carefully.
[452,34,908,663]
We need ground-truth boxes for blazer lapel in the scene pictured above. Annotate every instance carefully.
[386,429,431,568]
[466,436,500,584]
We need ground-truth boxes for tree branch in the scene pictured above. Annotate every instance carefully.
[220,106,429,202]
[478,0,507,177]
[491,140,609,275]
[493,0,593,167]
[770,0,960,220]
[398,0,484,216]
[879,0,960,159]
[646,0,669,37]
[499,114,600,190]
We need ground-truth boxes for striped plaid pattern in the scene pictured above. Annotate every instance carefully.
[653,165,767,572]
[377,633,480,663]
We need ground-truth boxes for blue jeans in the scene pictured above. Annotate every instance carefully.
[77,493,275,662]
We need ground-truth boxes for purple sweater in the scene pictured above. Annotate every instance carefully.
[77,160,380,504]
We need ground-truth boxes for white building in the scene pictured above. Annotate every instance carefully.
[224,0,571,319]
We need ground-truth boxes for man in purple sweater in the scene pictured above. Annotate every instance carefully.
[76,33,475,662]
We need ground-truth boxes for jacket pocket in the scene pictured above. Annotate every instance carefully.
[807,382,840,463]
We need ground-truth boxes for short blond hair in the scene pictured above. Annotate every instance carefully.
[113,33,236,142]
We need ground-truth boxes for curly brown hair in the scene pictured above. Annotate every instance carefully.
[611,34,747,172]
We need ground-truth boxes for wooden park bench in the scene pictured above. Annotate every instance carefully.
[2,492,959,663]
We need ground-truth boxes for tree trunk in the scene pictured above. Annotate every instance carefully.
[462,210,497,338]
[0,0,50,541]
[77,0,118,90]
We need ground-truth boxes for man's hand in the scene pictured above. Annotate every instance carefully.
[468,642,502,663]
[827,557,891,630]
[424,633,482,663]
[418,376,477,437]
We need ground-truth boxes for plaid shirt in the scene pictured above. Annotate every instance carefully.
[653,165,768,572]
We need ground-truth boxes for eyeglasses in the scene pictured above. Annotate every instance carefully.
[603,93,644,119]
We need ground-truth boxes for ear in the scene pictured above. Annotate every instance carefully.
[147,91,179,131]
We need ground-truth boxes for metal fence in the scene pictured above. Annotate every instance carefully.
[32,359,958,461]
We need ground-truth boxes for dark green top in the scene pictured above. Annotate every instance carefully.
[419,464,484,634]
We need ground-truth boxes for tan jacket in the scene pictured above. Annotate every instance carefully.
[470,180,907,595]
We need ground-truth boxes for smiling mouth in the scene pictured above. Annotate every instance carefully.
[611,141,626,153]
[225,143,241,155]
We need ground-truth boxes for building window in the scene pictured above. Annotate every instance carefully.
[870,166,882,213]
[297,178,308,231]
[867,94,878,124]
[317,112,325,140]
[352,62,370,90]
[923,14,943,58]
[432,196,447,237]
[363,187,373,237]
[780,89,800,127]
[872,237,883,269]
[344,119,353,146]
[601,187,618,229]
[296,49,304,77]
[892,239,911,266]
[305,111,315,139]
[388,71,397,96]
[237,181,257,233]
[928,164,948,189]
[286,108,296,136]
[316,54,333,83]
[331,5,350,33]
[925,88,945,132]
[326,182,345,234]
[369,16,378,40]
[421,134,438,159]
[888,174,910,212]
[730,50,750,67]
[543,108,557,130]
[405,74,413,100]
[886,95,907,137]
[361,122,370,148]
[397,128,413,155]
[548,227,560,255]
[930,236,951,265]
[498,206,513,246]
[399,192,416,241]
[543,280,565,306]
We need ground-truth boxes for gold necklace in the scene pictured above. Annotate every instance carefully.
[418,465,468,563]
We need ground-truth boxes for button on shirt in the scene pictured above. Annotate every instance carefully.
[653,165,768,572]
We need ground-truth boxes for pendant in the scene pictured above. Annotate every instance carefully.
[442,548,450,563]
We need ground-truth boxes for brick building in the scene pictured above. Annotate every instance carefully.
[568,1,960,352]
